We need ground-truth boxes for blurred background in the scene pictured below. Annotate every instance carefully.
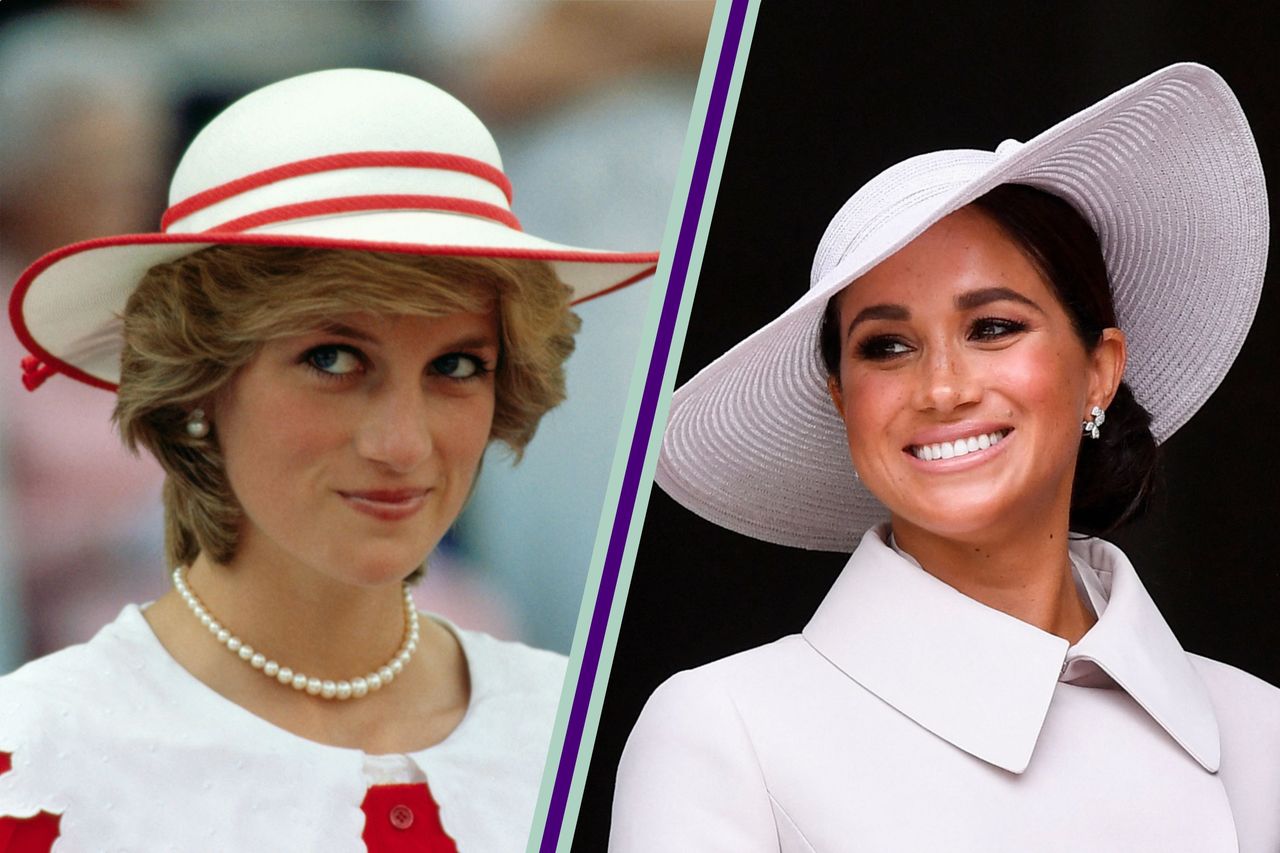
[575,2,1280,848]
[0,0,713,672]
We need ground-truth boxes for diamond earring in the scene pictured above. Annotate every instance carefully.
[186,408,210,439]
[1082,405,1105,440]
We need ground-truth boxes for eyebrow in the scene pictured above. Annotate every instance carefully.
[441,334,500,352]
[318,324,499,355]
[845,304,910,338]
[954,286,1044,313]
[318,322,378,344]
[844,286,1045,339]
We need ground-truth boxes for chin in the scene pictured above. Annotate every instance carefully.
[898,513,1008,544]
[333,544,430,588]
[892,481,1066,546]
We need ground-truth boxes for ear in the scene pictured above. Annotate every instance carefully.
[1087,327,1127,411]
[826,374,846,420]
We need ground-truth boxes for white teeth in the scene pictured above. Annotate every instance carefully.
[911,430,1009,462]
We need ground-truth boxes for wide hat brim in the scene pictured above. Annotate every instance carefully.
[656,62,1268,552]
[10,217,657,392]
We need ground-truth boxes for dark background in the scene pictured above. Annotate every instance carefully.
[573,1,1279,847]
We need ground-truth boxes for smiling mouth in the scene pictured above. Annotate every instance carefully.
[337,489,429,521]
[908,429,1011,462]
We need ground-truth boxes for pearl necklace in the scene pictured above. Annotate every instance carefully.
[171,566,420,701]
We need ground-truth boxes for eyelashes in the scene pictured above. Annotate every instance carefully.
[969,316,1028,341]
[300,344,494,382]
[430,352,491,380]
[856,336,912,360]
[305,344,363,377]
[854,316,1029,361]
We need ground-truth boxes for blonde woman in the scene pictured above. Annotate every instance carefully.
[0,69,656,851]
[612,64,1279,851]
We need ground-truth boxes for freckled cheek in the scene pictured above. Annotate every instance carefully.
[989,346,1086,418]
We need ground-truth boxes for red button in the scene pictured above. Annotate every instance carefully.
[389,804,414,830]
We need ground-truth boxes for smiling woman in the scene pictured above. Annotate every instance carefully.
[0,69,657,851]
[114,247,573,587]
[609,63,1280,852]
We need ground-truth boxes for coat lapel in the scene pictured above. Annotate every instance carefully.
[803,526,1220,775]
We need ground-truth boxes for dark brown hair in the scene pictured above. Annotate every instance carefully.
[818,183,1160,535]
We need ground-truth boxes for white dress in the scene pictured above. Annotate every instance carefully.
[611,526,1280,852]
[0,605,565,851]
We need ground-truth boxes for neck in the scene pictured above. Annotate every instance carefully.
[890,517,1096,644]
[181,549,411,680]
[143,538,471,753]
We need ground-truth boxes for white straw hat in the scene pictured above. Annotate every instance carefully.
[656,62,1268,552]
[9,68,658,392]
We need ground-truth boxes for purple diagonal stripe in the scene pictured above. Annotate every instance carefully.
[538,0,750,850]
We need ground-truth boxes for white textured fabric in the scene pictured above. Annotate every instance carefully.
[11,68,657,391]
[0,605,566,851]
[612,527,1280,852]
[656,62,1269,551]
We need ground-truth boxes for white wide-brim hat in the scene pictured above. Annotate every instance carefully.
[9,68,659,392]
[657,62,1268,552]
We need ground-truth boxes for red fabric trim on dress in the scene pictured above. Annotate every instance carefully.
[161,151,514,231]
[0,752,61,852]
[209,194,522,233]
[360,782,457,852]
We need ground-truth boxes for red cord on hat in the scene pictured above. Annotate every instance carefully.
[20,356,56,392]
[161,150,515,232]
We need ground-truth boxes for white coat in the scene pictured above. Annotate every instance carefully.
[611,527,1280,852]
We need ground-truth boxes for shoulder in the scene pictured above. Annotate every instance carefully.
[638,634,827,720]
[1188,655,1280,844]
[631,634,822,735]
[433,622,567,762]
[0,609,143,725]
[448,622,566,703]
[611,638,813,852]
[0,610,153,825]
[1188,653,1280,722]
[1187,653,1280,749]
[414,624,567,838]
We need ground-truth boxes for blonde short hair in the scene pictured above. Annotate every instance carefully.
[115,245,579,569]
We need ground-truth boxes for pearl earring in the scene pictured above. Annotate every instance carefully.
[1082,405,1106,440]
[186,408,210,439]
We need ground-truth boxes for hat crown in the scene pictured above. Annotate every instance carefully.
[160,69,515,235]
[170,69,502,205]
[810,149,996,292]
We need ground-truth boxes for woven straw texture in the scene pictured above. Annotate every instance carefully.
[657,63,1268,552]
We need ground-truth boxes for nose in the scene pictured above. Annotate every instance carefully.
[911,342,981,414]
[354,378,433,473]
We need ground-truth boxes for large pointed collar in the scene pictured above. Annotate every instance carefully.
[802,526,1220,774]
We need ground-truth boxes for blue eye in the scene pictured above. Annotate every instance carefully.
[432,353,487,380]
[305,345,362,376]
